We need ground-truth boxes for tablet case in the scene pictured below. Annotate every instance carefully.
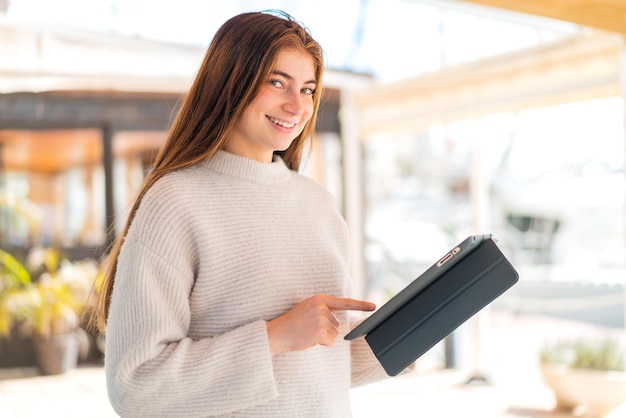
[345,234,518,376]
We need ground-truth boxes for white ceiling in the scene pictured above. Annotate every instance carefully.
[2,0,580,83]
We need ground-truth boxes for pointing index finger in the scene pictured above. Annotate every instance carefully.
[324,296,376,312]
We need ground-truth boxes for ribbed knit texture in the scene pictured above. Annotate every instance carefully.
[105,151,387,417]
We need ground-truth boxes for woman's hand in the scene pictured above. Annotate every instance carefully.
[266,295,375,354]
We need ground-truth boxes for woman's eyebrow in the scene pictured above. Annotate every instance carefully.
[272,70,317,85]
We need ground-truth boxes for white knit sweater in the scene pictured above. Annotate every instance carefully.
[105,151,387,417]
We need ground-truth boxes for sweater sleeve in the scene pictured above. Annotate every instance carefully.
[105,239,278,417]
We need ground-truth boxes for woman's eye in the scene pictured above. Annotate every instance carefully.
[301,87,315,95]
[269,79,284,88]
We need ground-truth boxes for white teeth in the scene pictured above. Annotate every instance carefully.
[268,116,296,128]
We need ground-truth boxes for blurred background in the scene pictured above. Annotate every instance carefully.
[0,0,625,417]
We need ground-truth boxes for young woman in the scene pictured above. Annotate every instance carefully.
[91,10,387,417]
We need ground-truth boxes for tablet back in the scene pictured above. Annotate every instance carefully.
[356,237,518,376]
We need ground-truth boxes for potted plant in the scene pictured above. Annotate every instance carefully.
[0,249,36,367]
[22,248,96,375]
[1,191,100,373]
[540,338,626,417]
[0,189,42,365]
[0,247,98,375]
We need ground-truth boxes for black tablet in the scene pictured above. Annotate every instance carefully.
[345,233,493,340]
[345,234,518,376]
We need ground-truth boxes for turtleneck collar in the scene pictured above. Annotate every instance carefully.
[203,150,292,185]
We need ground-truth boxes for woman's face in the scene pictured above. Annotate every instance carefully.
[225,47,317,163]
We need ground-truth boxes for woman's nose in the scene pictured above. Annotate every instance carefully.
[283,90,304,116]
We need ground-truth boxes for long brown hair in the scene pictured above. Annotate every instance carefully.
[89,11,325,333]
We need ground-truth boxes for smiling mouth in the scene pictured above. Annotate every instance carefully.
[267,116,297,129]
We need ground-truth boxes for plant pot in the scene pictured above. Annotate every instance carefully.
[0,326,36,367]
[540,364,626,417]
[33,332,79,375]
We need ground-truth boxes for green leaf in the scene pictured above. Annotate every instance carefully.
[0,249,32,288]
